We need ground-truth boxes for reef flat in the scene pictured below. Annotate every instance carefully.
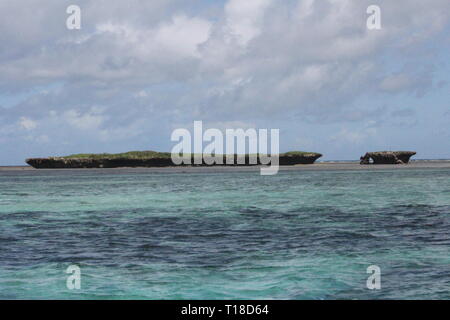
[25,151,322,169]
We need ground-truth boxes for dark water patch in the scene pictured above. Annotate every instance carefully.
[2,204,449,269]
[0,211,46,220]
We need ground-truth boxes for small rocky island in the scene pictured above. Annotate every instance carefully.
[26,151,323,169]
[360,151,416,164]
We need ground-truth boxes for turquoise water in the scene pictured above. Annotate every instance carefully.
[0,168,449,299]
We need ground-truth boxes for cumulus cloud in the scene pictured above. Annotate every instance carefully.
[18,117,37,130]
[330,127,377,145]
[224,0,273,46]
[63,108,106,131]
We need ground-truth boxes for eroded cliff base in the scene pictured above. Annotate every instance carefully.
[360,151,416,164]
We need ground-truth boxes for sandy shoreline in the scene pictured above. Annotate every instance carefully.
[1,160,450,173]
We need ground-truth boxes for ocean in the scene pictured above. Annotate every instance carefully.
[0,167,449,299]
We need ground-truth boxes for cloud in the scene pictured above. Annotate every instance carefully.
[379,69,434,97]
[63,108,106,131]
[19,117,37,130]
[154,15,212,57]
[0,0,449,164]
[330,126,377,145]
[224,0,273,46]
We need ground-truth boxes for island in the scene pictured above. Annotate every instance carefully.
[360,151,416,164]
[26,151,323,169]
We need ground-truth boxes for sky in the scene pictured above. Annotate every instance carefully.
[0,0,449,165]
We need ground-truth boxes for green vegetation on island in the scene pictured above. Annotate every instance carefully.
[62,150,321,159]
[62,150,172,160]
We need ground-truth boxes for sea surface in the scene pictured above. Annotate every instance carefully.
[0,168,449,299]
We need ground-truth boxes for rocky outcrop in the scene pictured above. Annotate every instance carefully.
[26,152,322,169]
[360,151,416,164]
[25,157,174,168]
[278,152,322,165]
